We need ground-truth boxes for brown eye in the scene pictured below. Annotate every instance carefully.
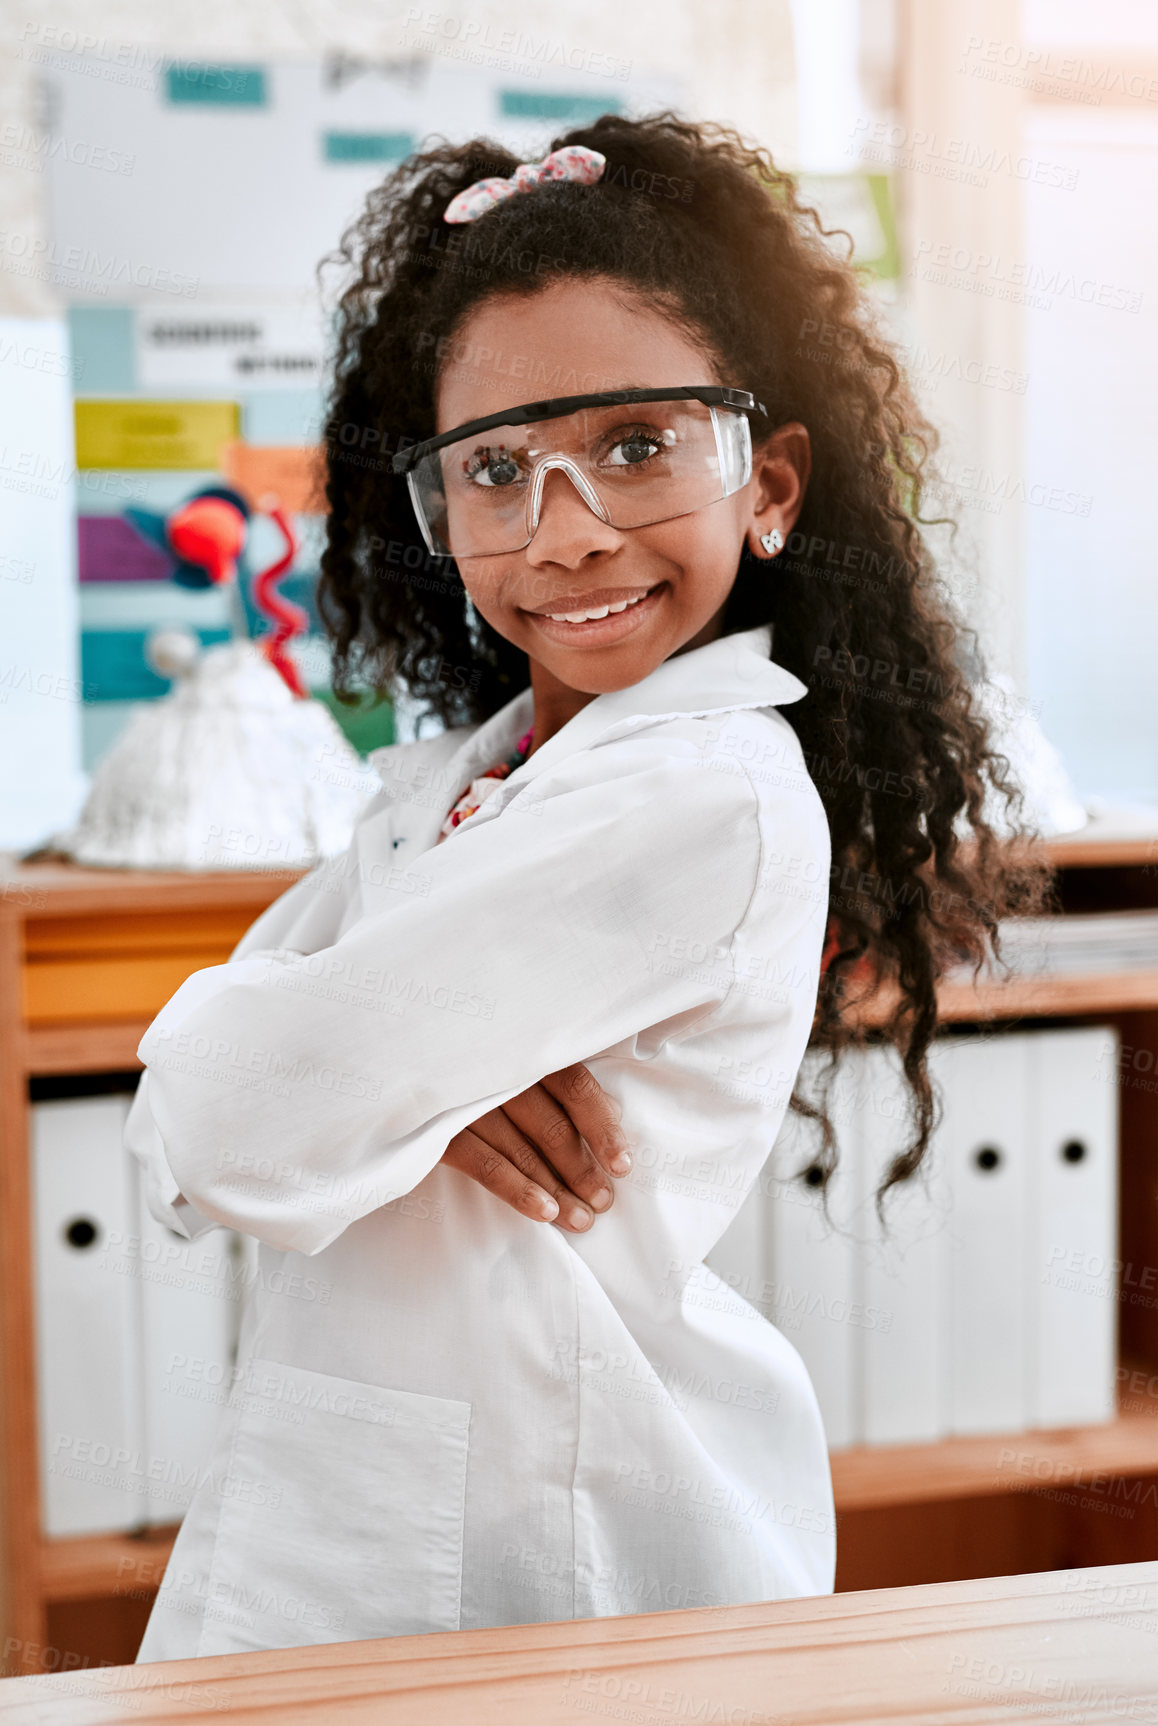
[463,447,523,488]
[606,429,665,468]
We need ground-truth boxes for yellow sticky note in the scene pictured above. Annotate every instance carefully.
[75,400,241,470]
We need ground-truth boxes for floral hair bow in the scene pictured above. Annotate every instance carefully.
[443,144,606,223]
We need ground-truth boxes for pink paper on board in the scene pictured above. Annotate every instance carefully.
[78,515,174,583]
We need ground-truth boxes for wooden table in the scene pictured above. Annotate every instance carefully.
[2,1562,1157,1723]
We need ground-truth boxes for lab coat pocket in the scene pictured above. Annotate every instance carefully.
[198,1356,471,1656]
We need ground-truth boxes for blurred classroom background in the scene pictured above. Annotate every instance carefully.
[3,0,1158,1683]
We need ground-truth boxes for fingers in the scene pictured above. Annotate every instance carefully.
[440,1065,634,1234]
[537,1063,633,1180]
[500,1084,616,1216]
[442,1112,601,1231]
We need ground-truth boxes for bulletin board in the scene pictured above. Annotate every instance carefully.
[41,51,685,761]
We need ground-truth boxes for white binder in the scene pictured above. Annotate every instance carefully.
[1028,1026,1118,1427]
[938,1034,1033,1436]
[763,1052,861,1450]
[856,1043,953,1446]
[131,1160,242,1527]
[32,1095,147,1536]
[715,1025,1119,1452]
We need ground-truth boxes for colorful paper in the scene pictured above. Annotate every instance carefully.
[75,401,241,471]
[78,516,173,584]
[220,442,326,514]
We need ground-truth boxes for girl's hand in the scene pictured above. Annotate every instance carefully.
[440,1063,632,1231]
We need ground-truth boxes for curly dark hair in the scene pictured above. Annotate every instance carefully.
[314,109,1051,1211]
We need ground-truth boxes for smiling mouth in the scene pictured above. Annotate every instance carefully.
[543,592,651,622]
[521,581,668,643]
[526,583,662,623]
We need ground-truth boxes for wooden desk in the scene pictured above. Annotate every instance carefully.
[2,1562,1157,1723]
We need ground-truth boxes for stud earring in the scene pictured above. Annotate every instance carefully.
[760,528,784,555]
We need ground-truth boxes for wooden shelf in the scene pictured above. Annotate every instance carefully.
[33,1405,1158,1606]
[841,967,1158,1031]
[25,1019,150,1076]
[943,813,1158,874]
[936,968,1158,1022]
[39,1525,180,1603]
[29,975,1155,1071]
[831,1408,1158,1513]
[1040,828,1158,870]
[1,855,308,920]
[22,982,1158,1083]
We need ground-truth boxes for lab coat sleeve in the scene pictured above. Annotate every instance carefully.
[128,728,767,1256]
[124,819,375,1240]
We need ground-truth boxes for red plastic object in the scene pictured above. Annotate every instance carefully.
[252,499,309,698]
[167,496,247,586]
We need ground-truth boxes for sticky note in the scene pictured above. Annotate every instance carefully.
[220,443,327,514]
[323,132,413,163]
[165,63,267,106]
[74,401,241,470]
[499,92,621,122]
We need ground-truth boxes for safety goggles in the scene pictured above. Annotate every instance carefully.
[390,386,767,559]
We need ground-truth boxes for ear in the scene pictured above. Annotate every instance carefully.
[745,422,811,560]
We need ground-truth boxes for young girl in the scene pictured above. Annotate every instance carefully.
[129,113,1042,1661]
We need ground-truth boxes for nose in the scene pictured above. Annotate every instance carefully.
[524,462,622,568]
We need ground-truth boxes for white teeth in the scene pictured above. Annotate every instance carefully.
[545,592,650,623]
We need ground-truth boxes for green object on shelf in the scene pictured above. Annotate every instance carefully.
[309,688,394,757]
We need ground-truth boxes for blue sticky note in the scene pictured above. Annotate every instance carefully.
[323,131,413,164]
[165,62,267,106]
[499,92,621,123]
[68,308,135,395]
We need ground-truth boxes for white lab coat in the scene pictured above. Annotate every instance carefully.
[128,622,836,1662]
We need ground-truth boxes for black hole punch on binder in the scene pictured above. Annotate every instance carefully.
[64,1217,99,1249]
[803,1164,825,1187]
[974,1146,1002,1173]
[1062,1139,1088,1164]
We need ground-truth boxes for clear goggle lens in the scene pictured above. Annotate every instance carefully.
[406,399,753,559]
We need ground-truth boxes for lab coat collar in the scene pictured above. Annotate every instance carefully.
[368,623,806,841]
[442,622,804,787]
